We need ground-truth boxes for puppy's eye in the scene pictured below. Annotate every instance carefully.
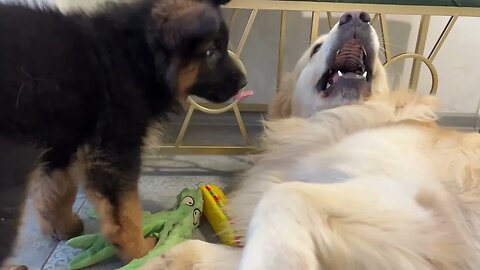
[310,43,322,58]
[205,49,215,57]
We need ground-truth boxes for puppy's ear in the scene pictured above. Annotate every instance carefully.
[157,4,221,49]
[203,0,231,6]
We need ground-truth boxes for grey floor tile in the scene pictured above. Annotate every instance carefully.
[8,197,86,269]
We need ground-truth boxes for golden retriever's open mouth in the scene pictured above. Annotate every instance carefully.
[317,38,372,98]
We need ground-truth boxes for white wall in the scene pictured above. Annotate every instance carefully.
[382,15,480,114]
[54,0,480,114]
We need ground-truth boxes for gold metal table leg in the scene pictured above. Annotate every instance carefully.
[237,9,258,57]
[379,13,392,62]
[327,12,334,29]
[277,11,287,90]
[310,11,321,42]
[174,104,195,147]
[428,16,458,62]
[409,15,431,90]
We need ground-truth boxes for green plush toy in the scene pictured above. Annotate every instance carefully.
[67,188,203,270]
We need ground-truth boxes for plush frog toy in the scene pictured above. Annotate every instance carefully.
[66,188,203,270]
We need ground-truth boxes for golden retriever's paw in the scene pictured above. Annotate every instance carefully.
[139,240,206,270]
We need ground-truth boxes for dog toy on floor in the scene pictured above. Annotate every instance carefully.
[200,185,243,247]
[66,188,203,270]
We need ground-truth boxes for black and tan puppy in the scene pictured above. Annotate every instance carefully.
[0,0,245,267]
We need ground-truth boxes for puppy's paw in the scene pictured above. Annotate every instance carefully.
[139,240,206,270]
[39,213,84,241]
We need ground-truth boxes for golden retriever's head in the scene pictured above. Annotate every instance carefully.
[272,11,389,119]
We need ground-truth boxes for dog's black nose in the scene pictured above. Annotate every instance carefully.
[237,76,248,90]
[232,70,247,90]
[339,11,371,26]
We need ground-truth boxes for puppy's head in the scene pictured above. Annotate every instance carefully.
[292,11,388,117]
[148,0,246,103]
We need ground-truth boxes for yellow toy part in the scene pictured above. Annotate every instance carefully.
[200,185,242,247]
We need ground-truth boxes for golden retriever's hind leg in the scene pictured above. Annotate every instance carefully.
[30,168,83,240]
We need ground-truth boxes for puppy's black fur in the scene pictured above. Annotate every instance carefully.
[0,0,245,265]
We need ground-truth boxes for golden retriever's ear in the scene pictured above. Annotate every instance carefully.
[268,74,295,119]
[152,1,222,49]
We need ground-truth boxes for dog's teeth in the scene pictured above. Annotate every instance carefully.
[336,50,341,55]
[362,71,368,78]
[363,48,367,57]
[337,71,343,77]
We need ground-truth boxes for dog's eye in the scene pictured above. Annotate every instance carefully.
[310,43,322,58]
[205,49,215,57]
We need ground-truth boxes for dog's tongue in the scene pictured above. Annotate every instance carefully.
[234,90,253,101]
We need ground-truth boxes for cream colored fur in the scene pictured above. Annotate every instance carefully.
[140,88,480,270]
[269,24,389,119]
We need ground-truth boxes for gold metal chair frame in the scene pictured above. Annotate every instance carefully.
[157,0,480,155]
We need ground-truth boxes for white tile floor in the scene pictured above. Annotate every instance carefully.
[8,154,253,270]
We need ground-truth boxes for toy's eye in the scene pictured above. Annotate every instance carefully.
[193,208,201,226]
[182,196,195,206]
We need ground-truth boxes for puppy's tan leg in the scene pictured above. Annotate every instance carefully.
[75,144,156,261]
[30,169,83,240]
[86,187,156,261]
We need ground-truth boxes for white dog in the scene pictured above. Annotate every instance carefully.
[139,12,480,270]
[269,11,389,119]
